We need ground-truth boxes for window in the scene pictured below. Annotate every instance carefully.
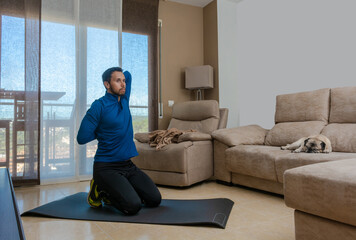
[1,16,25,121]
[122,32,149,133]
[40,24,149,179]
[1,4,150,181]
[84,30,149,162]
[41,20,76,178]
[0,15,25,173]
[1,16,25,92]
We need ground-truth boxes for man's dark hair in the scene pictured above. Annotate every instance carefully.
[102,67,123,83]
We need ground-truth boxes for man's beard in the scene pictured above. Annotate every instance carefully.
[111,87,125,96]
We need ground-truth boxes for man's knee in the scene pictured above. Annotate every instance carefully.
[121,200,142,215]
[144,192,162,207]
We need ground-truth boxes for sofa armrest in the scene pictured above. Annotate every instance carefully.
[212,124,268,147]
[134,132,150,143]
[177,132,212,142]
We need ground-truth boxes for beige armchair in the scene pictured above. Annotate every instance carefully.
[132,100,228,187]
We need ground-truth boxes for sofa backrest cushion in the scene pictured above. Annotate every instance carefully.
[321,124,356,152]
[329,86,356,123]
[319,86,356,152]
[168,100,220,134]
[274,88,330,123]
[265,121,326,146]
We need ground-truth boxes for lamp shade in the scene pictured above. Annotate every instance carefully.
[185,65,214,90]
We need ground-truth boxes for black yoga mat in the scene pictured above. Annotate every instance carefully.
[21,192,234,229]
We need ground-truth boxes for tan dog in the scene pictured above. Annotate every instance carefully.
[281,135,332,153]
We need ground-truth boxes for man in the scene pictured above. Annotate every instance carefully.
[77,67,161,215]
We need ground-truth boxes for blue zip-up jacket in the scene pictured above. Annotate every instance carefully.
[77,71,138,162]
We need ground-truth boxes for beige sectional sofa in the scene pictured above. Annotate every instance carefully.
[212,86,356,239]
[212,87,356,195]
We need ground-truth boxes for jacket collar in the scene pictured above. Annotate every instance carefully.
[105,91,119,102]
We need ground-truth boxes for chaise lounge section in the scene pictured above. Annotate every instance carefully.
[284,159,356,240]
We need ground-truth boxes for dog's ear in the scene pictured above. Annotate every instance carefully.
[321,141,326,150]
[304,138,310,146]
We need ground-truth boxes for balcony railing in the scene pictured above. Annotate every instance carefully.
[0,101,148,177]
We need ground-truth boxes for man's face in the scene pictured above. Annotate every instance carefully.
[105,71,126,96]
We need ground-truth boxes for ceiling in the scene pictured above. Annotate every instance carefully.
[166,0,214,8]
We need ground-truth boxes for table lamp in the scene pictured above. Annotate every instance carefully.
[185,65,213,100]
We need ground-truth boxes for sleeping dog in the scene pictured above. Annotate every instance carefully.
[281,134,332,153]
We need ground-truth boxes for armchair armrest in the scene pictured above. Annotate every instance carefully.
[135,131,212,144]
[134,132,150,143]
[212,124,268,147]
[177,132,212,142]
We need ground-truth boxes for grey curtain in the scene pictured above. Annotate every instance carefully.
[0,0,41,185]
[122,0,159,131]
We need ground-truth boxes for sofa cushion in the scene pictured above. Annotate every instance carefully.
[321,124,356,153]
[226,145,289,181]
[134,132,149,143]
[275,151,356,183]
[329,86,356,123]
[168,100,219,134]
[284,159,356,227]
[171,100,219,120]
[133,140,212,174]
[265,121,326,146]
[275,88,330,123]
[169,118,218,135]
[212,125,268,147]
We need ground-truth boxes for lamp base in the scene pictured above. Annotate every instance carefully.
[196,89,204,101]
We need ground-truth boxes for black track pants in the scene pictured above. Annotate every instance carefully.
[93,160,161,215]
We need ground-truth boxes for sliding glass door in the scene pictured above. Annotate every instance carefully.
[40,0,124,182]
[40,0,149,183]
[40,19,76,180]
[122,32,149,134]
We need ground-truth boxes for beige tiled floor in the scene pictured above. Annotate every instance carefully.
[15,181,295,240]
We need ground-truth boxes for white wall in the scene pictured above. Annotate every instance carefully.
[236,0,356,129]
[217,0,240,128]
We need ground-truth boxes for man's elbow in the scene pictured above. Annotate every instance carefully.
[77,135,88,145]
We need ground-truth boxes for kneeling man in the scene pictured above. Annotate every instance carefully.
[77,67,161,215]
